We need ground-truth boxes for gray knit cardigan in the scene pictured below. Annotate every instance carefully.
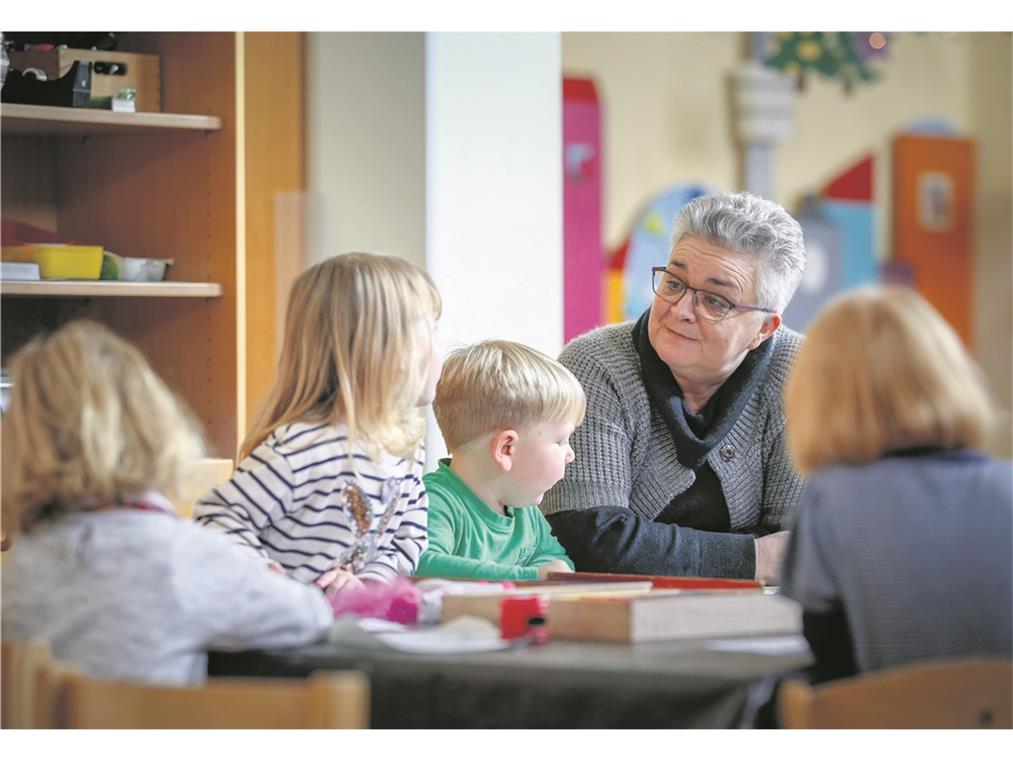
[541,321,805,533]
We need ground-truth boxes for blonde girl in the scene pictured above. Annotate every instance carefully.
[195,252,442,594]
[779,285,1011,681]
[1,321,332,685]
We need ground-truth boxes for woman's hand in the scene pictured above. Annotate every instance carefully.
[754,530,790,586]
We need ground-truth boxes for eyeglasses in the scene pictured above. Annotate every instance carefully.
[651,267,776,323]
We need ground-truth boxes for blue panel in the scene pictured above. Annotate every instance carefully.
[622,184,716,321]
[781,208,844,333]
[821,200,878,289]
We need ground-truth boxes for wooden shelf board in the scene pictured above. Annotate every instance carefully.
[0,280,223,298]
[1,104,222,136]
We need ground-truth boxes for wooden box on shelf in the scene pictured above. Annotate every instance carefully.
[10,48,161,112]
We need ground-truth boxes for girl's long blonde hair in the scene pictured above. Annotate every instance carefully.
[240,252,442,461]
[3,321,205,533]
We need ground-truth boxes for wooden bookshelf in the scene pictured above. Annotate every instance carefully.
[0,281,223,298]
[1,33,241,457]
[1,32,305,458]
[0,103,222,136]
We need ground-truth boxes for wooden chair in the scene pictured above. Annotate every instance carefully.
[1,639,76,729]
[3,639,370,729]
[56,670,369,729]
[779,658,1013,729]
[2,639,51,729]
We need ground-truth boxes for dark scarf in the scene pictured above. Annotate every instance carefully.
[632,309,773,470]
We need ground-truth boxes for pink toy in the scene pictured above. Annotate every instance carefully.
[327,577,421,624]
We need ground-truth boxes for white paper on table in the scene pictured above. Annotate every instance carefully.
[705,635,811,656]
[327,614,512,654]
[413,577,514,626]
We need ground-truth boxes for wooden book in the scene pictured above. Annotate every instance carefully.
[439,581,653,625]
[547,590,802,643]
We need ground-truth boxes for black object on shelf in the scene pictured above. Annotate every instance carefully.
[3,33,119,51]
[1,59,92,107]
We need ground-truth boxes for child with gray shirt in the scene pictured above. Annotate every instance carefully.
[1,321,332,685]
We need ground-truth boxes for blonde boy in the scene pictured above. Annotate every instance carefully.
[416,340,585,580]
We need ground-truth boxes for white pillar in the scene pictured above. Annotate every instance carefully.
[425,32,564,354]
[307,33,427,269]
[424,32,564,465]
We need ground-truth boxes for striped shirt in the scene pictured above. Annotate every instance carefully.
[194,421,429,584]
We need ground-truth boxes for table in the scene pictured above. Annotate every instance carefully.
[208,635,812,728]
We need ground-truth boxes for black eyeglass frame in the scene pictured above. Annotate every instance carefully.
[650,266,777,323]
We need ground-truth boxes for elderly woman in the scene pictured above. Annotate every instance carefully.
[541,191,806,583]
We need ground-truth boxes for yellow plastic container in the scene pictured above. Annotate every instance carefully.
[1,244,104,280]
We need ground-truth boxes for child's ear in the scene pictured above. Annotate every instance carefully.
[491,430,518,472]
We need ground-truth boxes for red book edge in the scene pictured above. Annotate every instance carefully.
[547,571,759,590]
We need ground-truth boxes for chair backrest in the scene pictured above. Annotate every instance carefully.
[58,671,369,729]
[1,639,74,729]
[779,658,1013,729]
[3,639,369,729]
[176,457,234,519]
[2,639,50,729]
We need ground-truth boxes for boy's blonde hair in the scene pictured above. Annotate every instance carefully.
[785,285,993,476]
[241,252,442,461]
[3,321,205,533]
[433,340,586,451]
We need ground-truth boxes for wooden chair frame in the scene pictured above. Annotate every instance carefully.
[779,658,1013,729]
[3,639,369,729]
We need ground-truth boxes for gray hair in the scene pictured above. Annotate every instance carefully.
[671,191,806,313]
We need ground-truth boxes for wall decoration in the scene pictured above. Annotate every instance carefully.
[780,153,878,331]
[892,133,975,345]
[765,32,891,93]
[781,196,844,333]
[604,239,629,325]
[619,183,715,321]
[562,77,603,342]
[820,153,879,290]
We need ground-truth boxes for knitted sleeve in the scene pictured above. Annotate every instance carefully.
[759,328,806,531]
[540,332,638,515]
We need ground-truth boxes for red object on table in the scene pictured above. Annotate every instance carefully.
[499,596,548,641]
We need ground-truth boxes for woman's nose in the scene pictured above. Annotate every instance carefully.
[670,289,697,321]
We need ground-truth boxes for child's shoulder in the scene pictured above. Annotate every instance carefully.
[265,420,350,457]
[510,504,553,524]
[261,420,421,480]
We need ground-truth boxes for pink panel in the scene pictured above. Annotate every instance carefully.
[562,78,603,343]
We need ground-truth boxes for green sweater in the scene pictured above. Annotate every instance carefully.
[415,460,575,580]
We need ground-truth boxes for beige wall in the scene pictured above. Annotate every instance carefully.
[563,32,1012,455]
[969,34,1013,456]
[306,33,427,269]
